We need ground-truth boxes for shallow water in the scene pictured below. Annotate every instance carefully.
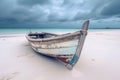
[0,28,119,34]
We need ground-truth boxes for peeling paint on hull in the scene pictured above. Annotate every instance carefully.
[31,40,79,64]
[26,20,89,70]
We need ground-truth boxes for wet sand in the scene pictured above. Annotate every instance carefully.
[0,30,120,80]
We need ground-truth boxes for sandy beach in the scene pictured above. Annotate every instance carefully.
[0,30,120,80]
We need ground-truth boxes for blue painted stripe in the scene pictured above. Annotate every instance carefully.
[69,55,79,66]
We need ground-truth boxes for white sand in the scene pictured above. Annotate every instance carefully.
[0,30,120,80]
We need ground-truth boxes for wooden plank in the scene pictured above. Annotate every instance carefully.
[66,20,90,70]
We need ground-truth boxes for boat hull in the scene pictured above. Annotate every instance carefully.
[26,20,90,70]
[29,39,79,64]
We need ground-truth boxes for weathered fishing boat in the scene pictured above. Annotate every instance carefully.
[26,20,89,70]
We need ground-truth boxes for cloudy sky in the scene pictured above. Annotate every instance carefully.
[0,0,120,28]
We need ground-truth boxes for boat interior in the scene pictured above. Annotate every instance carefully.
[28,32,58,39]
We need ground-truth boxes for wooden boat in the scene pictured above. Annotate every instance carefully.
[26,20,89,70]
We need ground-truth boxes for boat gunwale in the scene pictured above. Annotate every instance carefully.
[26,31,82,42]
[26,20,90,70]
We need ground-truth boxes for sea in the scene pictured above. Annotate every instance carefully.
[0,28,119,35]
[0,28,78,34]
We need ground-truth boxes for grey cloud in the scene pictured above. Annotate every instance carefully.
[0,17,18,24]
[0,0,21,26]
[101,0,120,17]
[18,0,50,6]
[0,0,120,28]
[73,11,90,20]
[78,0,110,20]
[0,0,105,23]
[62,0,85,8]
[0,0,17,17]
[12,6,48,22]
[68,0,109,20]
[48,13,69,22]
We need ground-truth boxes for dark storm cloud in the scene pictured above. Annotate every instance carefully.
[0,0,120,28]
[73,0,110,20]
[12,6,48,23]
[101,0,120,17]
[48,13,67,22]
[0,17,18,24]
[18,0,50,6]
[0,0,17,17]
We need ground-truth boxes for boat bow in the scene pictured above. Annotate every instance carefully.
[66,20,89,70]
[26,20,90,70]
